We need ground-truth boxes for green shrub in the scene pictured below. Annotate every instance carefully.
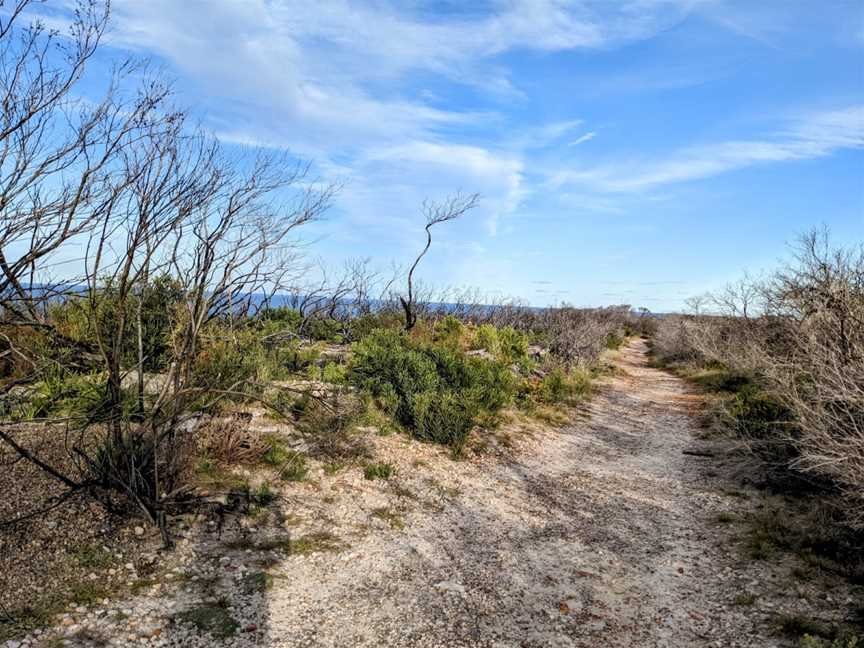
[605,331,624,350]
[497,326,529,364]
[348,329,516,452]
[321,361,347,384]
[259,306,302,331]
[364,462,395,480]
[191,336,261,392]
[433,315,464,349]
[51,275,184,372]
[410,389,474,450]
[261,436,290,466]
[304,316,342,342]
[727,386,794,444]
[537,367,591,405]
[92,432,159,499]
[345,312,403,341]
[17,370,137,421]
[687,367,755,393]
[252,482,276,505]
[472,324,500,354]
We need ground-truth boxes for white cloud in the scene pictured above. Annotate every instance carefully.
[551,105,864,192]
[569,131,597,146]
[359,141,526,236]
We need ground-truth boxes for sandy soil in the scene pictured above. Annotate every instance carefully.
[256,339,853,647]
[7,339,857,647]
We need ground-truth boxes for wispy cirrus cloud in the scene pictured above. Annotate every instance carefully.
[28,0,861,308]
[569,131,597,146]
[551,105,864,192]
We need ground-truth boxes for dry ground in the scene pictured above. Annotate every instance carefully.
[3,339,859,647]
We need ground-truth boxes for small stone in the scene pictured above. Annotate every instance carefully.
[243,624,257,632]
[134,526,145,536]
[433,580,466,596]
[60,616,75,626]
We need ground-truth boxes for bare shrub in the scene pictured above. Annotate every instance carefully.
[657,229,864,527]
[198,418,269,466]
[0,2,333,541]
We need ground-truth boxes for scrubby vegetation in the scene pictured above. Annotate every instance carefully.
[0,0,636,545]
[651,230,864,530]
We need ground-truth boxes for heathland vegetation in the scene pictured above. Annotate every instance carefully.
[652,229,864,531]
[1,1,862,645]
[0,0,637,564]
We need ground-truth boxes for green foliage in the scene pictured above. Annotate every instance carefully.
[11,369,137,421]
[259,306,302,330]
[307,360,348,384]
[685,366,755,393]
[190,332,268,395]
[92,432,159,499]
[261,436,290,466]
[273,342,320,374]
[72,544,114,570]
[345,312,403,341]
[605,331,625,350]
[433,315,464,349]
[800,634,861,648]
[348,329,517,452]
[727,386,794,443]
[497,326,529,364]
[471,324,500,355]
[536,367,592,405]
[176,604,238,639]
[776,615,859,646]
[304,316,343,342]
[409,389,474,451]
[364,461,395,480]
[278,453,308,482]
[252,482,276,505]
[52,275,184,372]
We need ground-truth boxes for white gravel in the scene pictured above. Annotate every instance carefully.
[8,340,857,648]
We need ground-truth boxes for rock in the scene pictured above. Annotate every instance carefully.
[134,526,145,536]
[60,616,75,627]
[527,345,548,361]
[244,624,258,632]
[434,580,466,596]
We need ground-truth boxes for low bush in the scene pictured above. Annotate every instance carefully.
[348,329,517,452]
[471,323,500,355]
[497,326,529,365]
[536,367,592,405]
[433,315,464,349]
[364,462,396,480]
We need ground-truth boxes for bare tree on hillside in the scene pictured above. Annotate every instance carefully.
[399,192,478,331]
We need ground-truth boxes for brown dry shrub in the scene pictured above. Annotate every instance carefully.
[197,416,269,466]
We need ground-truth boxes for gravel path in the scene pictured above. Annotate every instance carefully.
[258,339,788,647]
[12,339,855,648]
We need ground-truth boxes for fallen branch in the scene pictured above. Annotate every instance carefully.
[682,449,715,457]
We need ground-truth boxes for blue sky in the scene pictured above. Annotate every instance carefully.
[45,1,864,309]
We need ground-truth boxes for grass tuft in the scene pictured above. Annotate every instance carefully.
[363,462,396,480]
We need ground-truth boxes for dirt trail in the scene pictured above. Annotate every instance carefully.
[260,339,777,647]
[21,339,849,648]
